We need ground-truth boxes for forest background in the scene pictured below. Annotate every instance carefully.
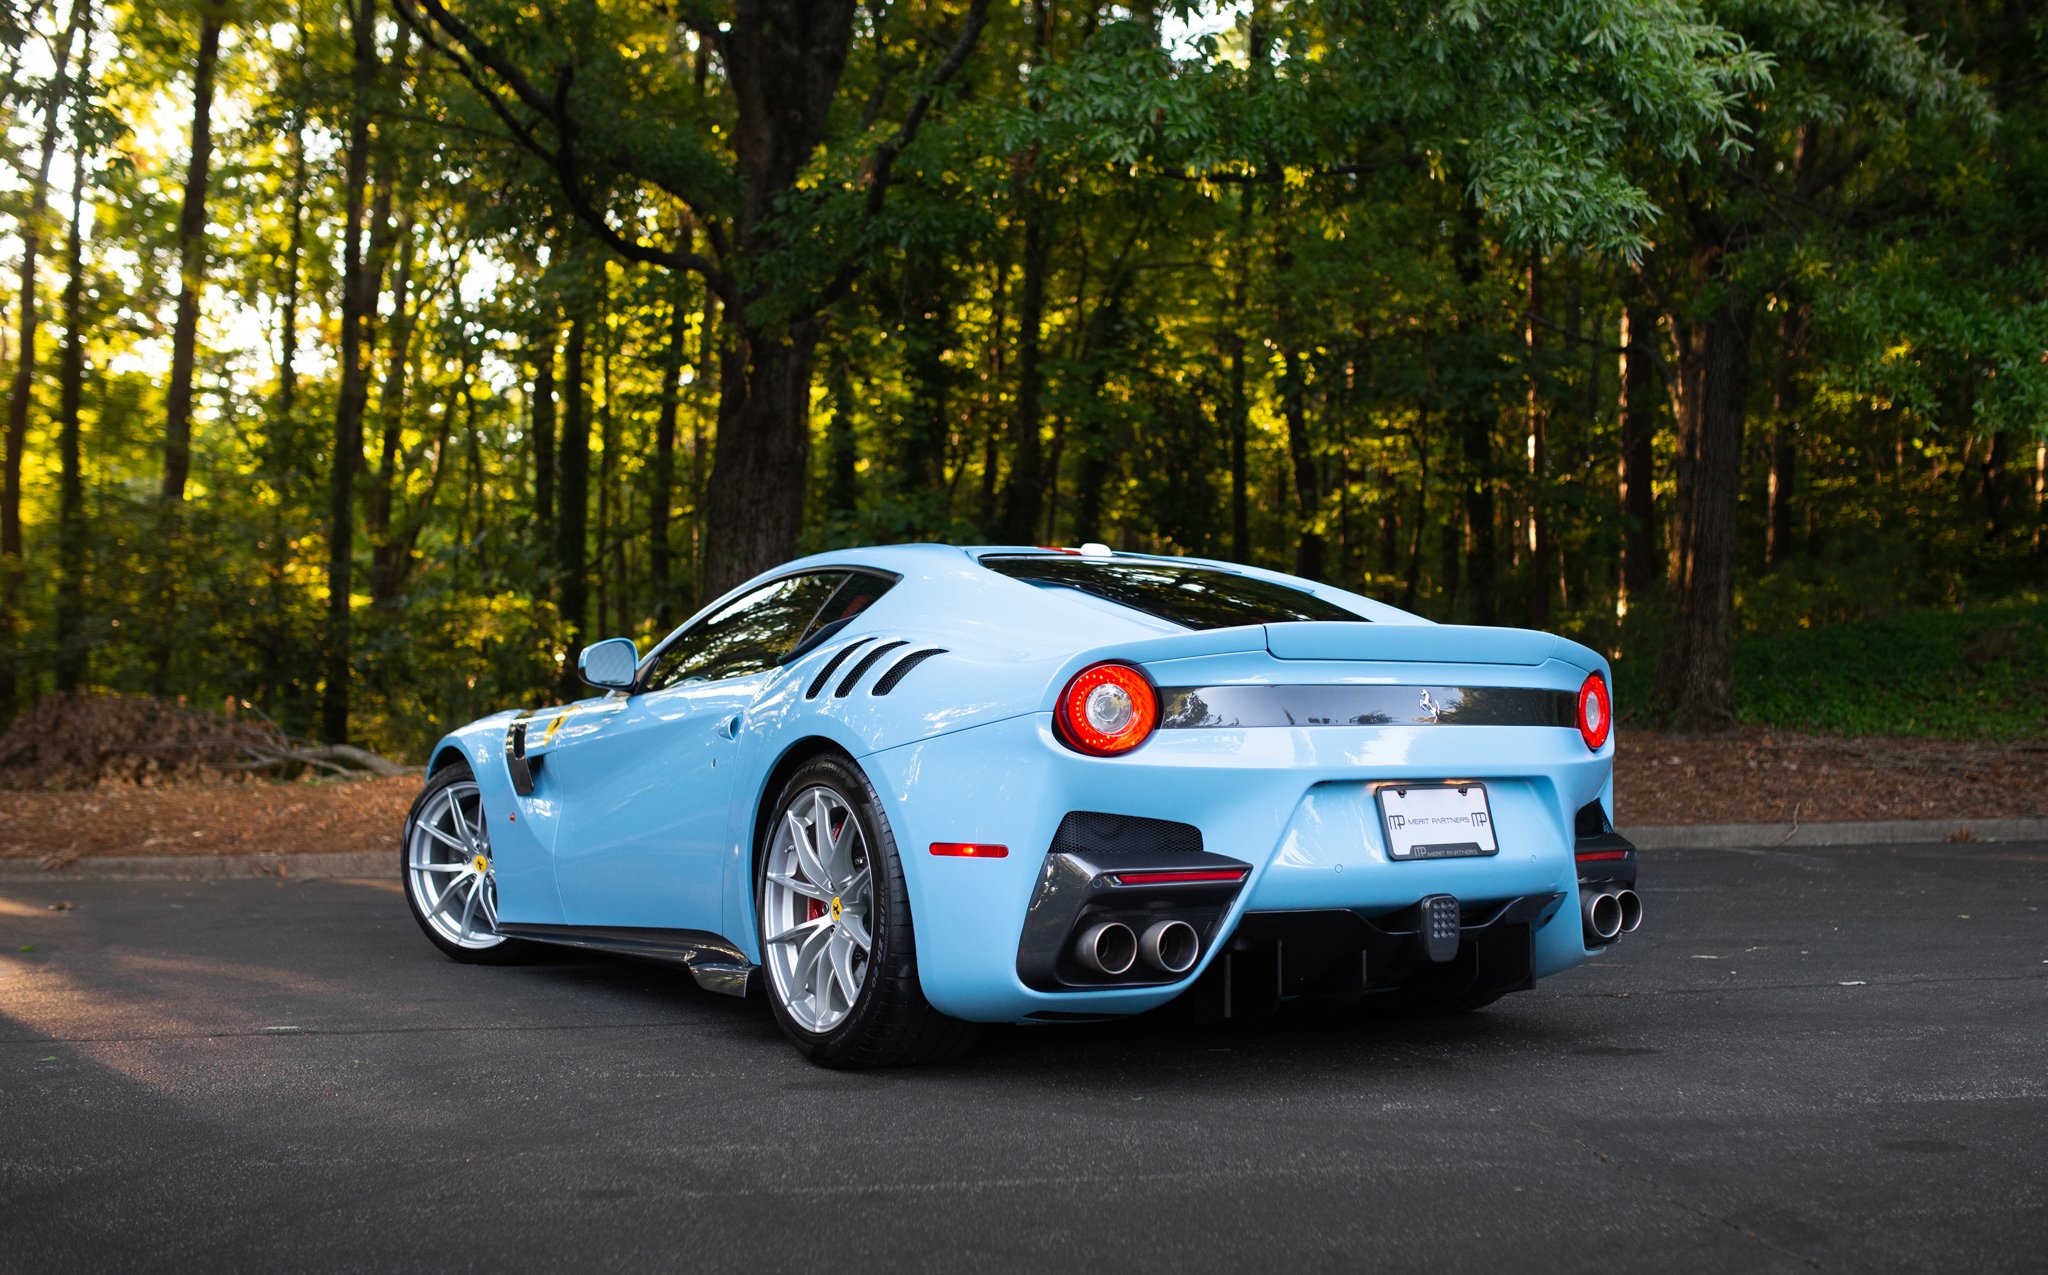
[1,0,2044,761]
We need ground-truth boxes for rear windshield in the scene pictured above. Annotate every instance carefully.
[979,555,1367,630]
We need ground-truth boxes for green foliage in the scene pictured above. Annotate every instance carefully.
[1733,602,2048,739]
[1,0,2043,758]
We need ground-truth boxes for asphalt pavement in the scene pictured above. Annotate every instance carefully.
[3,841,2044,1273]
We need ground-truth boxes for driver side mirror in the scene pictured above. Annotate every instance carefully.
[577,637,639,691]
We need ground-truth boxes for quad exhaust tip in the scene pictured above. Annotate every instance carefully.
[1583,890,1624,943]
[1075,921,1138,976]
[1139,919,1200,975]
[1615,889,1643,934]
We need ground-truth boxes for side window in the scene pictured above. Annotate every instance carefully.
[641,573,847,692]
[794,572,894,649]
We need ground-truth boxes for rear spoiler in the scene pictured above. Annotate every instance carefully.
[1264,621,1590,668]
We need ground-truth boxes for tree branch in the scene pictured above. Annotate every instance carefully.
[863,0,991,221]
[811,0,991,309]
[392,0,735,298]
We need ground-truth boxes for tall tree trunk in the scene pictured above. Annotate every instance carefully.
[699,318,822,593]
[901,264,955,512]
[1982,429,2010,539]
[1399,411,1429,610]
[1524,255,1551,627]
[1451,201,1496,624]
[1280,347,1325,580]
[996,183,1049,546]
[275,116,307,432]
[976,251,1007,529]
[260,101,309,713]
[1766,304,1808,570]
[596,276,617,638]
[651,287,687,628]
[556,315,592,693]
[159,12,222,508]
[994,0,1051,548]
[1071,287,1128,546]
[53,36,93,694]
[0,0,86,717]
[321,0,378,744]
[691,0,874,595]
[367,220,417,603]
[2032,439,2045,565]
[531,321,557,540]
[1654,295,1754,731]
[823,352,857,525]
[1617,302,1658,617]
[690,292,718,590]
[1225,189,1252,562]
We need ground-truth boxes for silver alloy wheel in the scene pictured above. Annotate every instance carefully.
[761,785,873,1034]
[405,778,504,950]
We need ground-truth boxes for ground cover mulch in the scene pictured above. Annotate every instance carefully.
[1613,728,2048,826]
[0,692,419,868]
[2,728,2042,868]
[0,775,418,868]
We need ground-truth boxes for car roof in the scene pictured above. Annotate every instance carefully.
[757,543,1419,628]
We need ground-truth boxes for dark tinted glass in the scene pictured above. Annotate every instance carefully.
[642,573,849,691]
[780,571,899,662]
[979,555,1365,630]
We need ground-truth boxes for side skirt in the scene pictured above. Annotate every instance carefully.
[494,922,756,998]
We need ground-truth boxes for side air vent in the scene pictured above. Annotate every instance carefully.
[872,647,946,696]
[835,640,910,697]
[806,637,874,700]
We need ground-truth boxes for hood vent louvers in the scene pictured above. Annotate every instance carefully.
[872,647,946,696]
[835,640,911,698]
[805,637,875,700]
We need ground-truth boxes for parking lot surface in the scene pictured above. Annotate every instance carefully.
[3,840,2044,1272]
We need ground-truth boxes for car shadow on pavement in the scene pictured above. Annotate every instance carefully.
[500,945,1582,1085]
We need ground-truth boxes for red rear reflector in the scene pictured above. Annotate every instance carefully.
[930,842,1008,858]
[1109,868,1249,886]
[1575,850,1630,862]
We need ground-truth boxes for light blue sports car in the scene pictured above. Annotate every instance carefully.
[402,544,1641,1066]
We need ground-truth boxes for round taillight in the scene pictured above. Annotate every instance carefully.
[1577,673,1612,751]
[1055,663,1158,756]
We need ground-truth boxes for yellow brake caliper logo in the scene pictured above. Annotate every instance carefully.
[830,896,843,921]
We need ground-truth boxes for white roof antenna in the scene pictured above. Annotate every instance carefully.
[1078,542,1114,557]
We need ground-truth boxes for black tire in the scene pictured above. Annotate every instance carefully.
[400,761,529,964]
[755,753,976,1068]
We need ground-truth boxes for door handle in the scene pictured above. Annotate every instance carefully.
[718,714,742,740]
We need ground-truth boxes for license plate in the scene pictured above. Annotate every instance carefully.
[1376,783,1499,860]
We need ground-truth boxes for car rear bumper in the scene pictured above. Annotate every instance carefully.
[859,712,1624,1023]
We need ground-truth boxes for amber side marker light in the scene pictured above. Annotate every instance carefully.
[930,842,1009,858]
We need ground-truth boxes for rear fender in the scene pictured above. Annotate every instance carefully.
[787,624,1272,754]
